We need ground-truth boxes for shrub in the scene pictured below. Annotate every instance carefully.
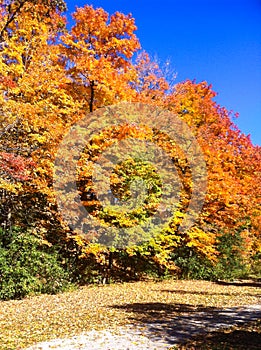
[0,226,73,300]
[171,229,251,281]
[171,247,216,280]
[213,230,250,280]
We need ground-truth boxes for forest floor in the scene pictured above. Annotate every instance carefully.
[0,279,260,350]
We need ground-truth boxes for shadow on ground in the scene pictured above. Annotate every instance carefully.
[159,289,261,298]
[110,302,261,348]
[215,280,261,288]
[178,325,261,350]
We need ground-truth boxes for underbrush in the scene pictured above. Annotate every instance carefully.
[0,227,73,300]
[0,226,259,301]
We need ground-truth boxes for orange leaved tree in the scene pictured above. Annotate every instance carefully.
[0,2,260,284]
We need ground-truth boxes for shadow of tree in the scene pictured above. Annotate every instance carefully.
[110,302,261,347]
[179,327,261,350]
[216,280,261,288]
[159,289,261,298]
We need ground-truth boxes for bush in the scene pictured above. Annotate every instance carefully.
[250,252,261,279]
[0,226,73,300]
[171,247,216,280]
[213,230,250,280]
[171,230,251,281]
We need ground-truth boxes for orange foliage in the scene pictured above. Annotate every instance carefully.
[0,2,260,270]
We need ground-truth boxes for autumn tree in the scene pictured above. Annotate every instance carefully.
[0,0,77,233]
[71,79,261,278]
[61,5,140,112]
[0,1,260,286]
[131,51,171,105]
[165,80,261,264]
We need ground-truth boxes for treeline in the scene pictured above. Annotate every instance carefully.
[0,0,260,300]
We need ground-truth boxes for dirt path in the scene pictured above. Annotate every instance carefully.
[25,304,261,349]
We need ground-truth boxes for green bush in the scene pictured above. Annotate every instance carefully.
[0,226,73,300]
[250,252,261,279]
[171,247,216,280]
[213,230,249,280]
[171,230,250,281]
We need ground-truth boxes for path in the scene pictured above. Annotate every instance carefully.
[25,304,261,349]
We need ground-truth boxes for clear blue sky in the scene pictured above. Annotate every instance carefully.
[66,0,261,146]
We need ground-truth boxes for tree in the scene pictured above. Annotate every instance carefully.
[0,0,67,42]
[61,5,140,112]
[131,51,171,105]
[0,0,76,232]
[0,2,260,285]
[165,80,261,260]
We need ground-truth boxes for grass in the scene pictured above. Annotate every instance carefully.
[0,279,260,349]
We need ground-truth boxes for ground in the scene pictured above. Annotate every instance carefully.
[0,280,260,349]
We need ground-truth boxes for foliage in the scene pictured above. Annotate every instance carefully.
[58,235,174,285]
[60,4,140,112]
[212,229,250,280]
[0,226,72,300]
[171,247,216,280]
[172,227,253,281]
[250,253,261,279]
[0,0,260,290]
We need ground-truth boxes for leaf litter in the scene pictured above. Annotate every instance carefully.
[0,280,260,349]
